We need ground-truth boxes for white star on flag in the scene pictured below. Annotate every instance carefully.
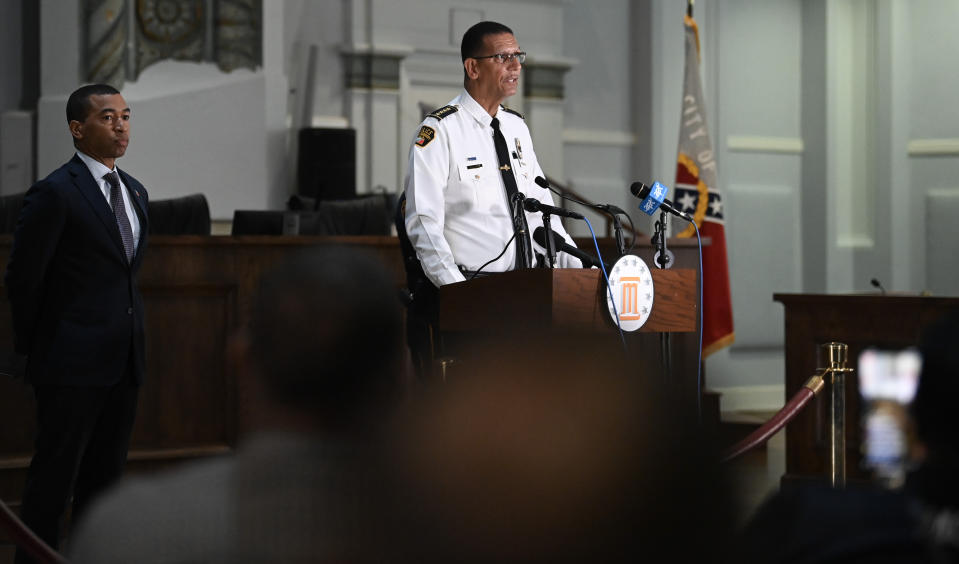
[678,192,697,212]
[709,196,723,216]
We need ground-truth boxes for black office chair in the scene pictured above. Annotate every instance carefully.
[395,192,440,379]
[0,192,25,234]
[148,194,211,235]
[233,195,394,236]
[314,194,393,235]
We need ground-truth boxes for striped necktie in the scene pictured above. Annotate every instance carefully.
[104,171,135,262]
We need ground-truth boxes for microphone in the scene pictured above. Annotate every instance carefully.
[532,227,609,270]
[870,278,887,295]
[629,181,693,222]
[535,175,627,217]
[595,203,628,215]
[536,175,626,255]
[523,197,584,220]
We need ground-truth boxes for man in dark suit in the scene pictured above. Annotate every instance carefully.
[4,83,149,560]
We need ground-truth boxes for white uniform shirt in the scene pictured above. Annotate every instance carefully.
[404,89,581,287]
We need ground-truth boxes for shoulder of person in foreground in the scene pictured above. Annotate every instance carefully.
[69,456,235,564]
[737,482,934,564]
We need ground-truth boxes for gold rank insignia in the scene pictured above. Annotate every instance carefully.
[415,125,436,147]
[501,105,524,120]
[427,105,459,120]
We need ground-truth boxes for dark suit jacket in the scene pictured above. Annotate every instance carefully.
[4,154,150,386]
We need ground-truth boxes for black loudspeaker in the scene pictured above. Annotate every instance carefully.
[297,128,356,200]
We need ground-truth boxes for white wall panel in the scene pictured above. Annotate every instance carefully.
[925,188,959,296]
[909,0,959,138]
[723,182,801,348]
[117,66,269,219]
[706,0,803,395]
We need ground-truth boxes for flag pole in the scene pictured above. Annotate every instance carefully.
[687,0,694,18]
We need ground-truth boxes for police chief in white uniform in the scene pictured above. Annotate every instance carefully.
[404,20,582,288]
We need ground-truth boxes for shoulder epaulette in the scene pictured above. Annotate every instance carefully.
[501,105,524,120]
[427,105,459,121]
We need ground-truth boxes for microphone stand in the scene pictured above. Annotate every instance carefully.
[651,211,672,382]
[512,193,533,269]
[651,210,673,270]
[611,213,626,257]
[540,212,556,268]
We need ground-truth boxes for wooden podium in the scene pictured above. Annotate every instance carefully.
[775,293,959,483]
[438,268,699,400]
[440,268,696,334]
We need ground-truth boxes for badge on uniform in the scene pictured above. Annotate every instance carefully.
[415,125,436,147]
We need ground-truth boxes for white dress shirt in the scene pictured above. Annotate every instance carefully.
[76,151,142,253]
[404,89,581,287]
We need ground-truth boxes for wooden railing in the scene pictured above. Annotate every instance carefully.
[0,234,702,563]
[0,498,67,563]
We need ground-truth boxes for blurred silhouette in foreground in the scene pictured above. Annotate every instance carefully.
[906,312,959,557]
[69,247,404,563]
[71,252,737,562]
[739,313,959,563]
[388,334,735,562]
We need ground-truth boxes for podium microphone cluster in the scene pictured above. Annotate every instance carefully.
[523,190,584,220]
[536,176,628,216]
[536,176,629,256]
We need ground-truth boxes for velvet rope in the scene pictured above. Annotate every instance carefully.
[0,498,68,564]
[721,375,824,463]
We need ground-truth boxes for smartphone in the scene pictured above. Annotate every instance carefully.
[858,348,922,488]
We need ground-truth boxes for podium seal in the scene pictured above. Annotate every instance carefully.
[605,255,654,332]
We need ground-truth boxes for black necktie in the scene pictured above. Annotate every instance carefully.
[104,171,135,262]
[491,117,532,268]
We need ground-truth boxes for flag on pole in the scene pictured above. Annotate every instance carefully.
[672,9,734,357]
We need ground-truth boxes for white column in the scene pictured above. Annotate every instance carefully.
[342,45,411,194]
[522,57,574,181]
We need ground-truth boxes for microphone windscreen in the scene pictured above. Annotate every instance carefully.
[532,226,547,247]
[535,176,549,189]
[630,182,650,198]
[532,226,561,247]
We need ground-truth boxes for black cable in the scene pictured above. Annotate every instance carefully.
[622,212,637,253]
[467,193,527,280]
[469,233,516,281]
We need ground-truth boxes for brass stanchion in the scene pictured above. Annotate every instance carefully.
[434,357,456,383]
[720,342,854,467]
[822,342,853,488]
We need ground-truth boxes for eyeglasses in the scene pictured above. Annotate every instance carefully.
[473,51,527,64]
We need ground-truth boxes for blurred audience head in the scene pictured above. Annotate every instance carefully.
[912,312,959,458]
[389,334,734,562]
[242,246,403,430]
[906,311,959,522]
